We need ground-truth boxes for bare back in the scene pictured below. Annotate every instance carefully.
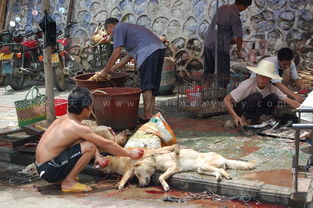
[35,115,87,164]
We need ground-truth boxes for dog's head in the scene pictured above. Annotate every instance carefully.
[133,157,156,187]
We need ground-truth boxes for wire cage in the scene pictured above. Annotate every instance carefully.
[177,74,246,118]
[91,43,113,71]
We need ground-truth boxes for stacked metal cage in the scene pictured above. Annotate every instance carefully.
[177,74,246,118]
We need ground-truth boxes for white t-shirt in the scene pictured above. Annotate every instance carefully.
[231,77,287,103]
[250,56,299,83]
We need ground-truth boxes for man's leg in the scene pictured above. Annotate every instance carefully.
[234,93,263,121]
[203,47,215,75]
[139,49,165,120]
[261,93,278,116]
[217,51,230,88]
[61,141,96,190]
[143,90,153,119]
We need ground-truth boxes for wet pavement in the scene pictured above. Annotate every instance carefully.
[0,161,286,208]
[0,84,312,207]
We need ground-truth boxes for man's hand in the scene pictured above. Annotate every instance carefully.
[88,71,111,81]
[94,156,110,168]
[127,149,144,160]
[98,71,111,81]
[293,94,304,103]
[234,116,247,127]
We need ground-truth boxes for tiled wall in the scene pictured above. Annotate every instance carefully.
[7,0,313,73]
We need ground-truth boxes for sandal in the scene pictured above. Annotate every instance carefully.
[62,182,93,193]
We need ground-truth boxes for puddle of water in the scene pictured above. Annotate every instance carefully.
[240,169,296,187]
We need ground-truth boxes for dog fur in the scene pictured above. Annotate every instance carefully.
[133,147,256,191]
[98,145,179,190]
[82,120,129,146]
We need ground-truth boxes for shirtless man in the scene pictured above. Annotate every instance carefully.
[35,87,144,192]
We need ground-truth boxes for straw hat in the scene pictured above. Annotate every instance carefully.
[247,60,282,80]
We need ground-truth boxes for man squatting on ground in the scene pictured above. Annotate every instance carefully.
[224,60,301,127]
[203,0,252,76]
[35,87,144,192]
[251,48,307,103]
[98,18,166,123]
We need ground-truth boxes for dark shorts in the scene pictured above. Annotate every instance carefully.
[139,48,166,96]
[35,143,82,183]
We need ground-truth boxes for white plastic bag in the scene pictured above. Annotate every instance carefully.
[124,113,176,149]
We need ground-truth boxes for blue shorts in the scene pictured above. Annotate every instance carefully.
[139,49,166,96]
[35,144,82,183]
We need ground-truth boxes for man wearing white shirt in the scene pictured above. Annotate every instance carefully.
[251,48,306,103]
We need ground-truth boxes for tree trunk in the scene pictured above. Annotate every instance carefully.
[42,0,56,124]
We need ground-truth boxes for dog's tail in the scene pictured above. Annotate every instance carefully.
[225,160,256,170]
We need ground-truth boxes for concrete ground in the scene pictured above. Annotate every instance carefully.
[0,83,312,207]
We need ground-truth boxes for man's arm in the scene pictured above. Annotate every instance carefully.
[294,78,306,90]
[79,125,143,159]
[224,94,245,126]
[274,82,304,103]
[110,55,133,72]
[283,97,301,109]
[100,47,122,76]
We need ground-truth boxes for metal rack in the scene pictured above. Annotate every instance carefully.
[291,107,313,201]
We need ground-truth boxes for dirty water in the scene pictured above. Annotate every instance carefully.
[240,169,297,187]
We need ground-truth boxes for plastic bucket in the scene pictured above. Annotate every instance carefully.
[74,72,128,90]
[159,58,176,95]
[54,98,68,116]
[92,87,142,130]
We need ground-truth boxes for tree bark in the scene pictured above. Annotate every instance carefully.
[42,0,56,124]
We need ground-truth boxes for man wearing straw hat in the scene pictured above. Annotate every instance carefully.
[224,60,301,126]
[251,48,307,103]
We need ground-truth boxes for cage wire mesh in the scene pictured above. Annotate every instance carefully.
[177,73,246,118]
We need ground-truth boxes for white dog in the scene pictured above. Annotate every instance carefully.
[133,147,256,191]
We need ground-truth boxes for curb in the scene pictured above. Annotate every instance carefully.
[3,151,306,207]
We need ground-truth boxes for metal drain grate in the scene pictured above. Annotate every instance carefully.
[0,169,41,185]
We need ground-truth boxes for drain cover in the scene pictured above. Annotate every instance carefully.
[0,169,40,185]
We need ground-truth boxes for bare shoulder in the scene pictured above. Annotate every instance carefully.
[56,117,93,136]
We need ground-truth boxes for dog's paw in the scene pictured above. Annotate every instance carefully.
[163,184,170,192]
[116,182,124,190]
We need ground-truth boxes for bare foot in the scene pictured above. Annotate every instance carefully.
[300,131,312,140]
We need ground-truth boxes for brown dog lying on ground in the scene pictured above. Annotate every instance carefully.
[133,147,256,191]
[98,145,179,190]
